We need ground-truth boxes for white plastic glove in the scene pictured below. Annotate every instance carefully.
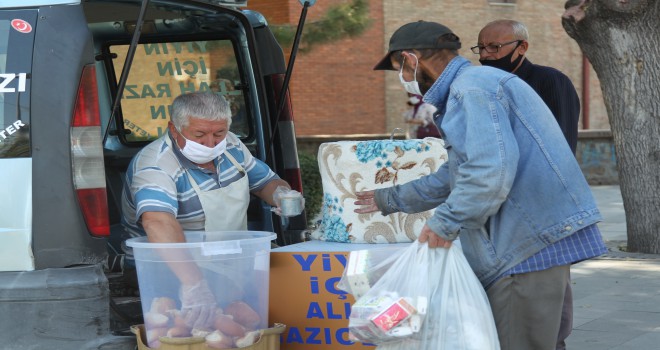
[179,280,217,330]
[272,186,305,217]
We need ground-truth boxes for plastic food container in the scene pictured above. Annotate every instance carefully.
[126,231,276,348]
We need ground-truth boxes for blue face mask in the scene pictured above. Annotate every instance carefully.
[399,53,422,96]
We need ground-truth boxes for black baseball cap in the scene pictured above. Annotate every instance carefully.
[374,21,461,71]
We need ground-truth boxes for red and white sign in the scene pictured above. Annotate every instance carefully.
[11,19,32,34]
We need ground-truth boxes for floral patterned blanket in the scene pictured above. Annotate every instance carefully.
[311,138,447,243]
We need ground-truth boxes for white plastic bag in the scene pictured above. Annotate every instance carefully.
[346,241,500,350]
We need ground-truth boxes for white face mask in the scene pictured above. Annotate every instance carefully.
[399,53,422,96]
[408,96,420,104]
[177,130,227,164]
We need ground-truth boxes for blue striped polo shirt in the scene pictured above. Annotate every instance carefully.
[121,131,279,238]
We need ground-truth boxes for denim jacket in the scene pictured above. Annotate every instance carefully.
[374,56,602,287]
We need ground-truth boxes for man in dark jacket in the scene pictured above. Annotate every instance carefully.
[473,19,581,155]
[473,19,582,349]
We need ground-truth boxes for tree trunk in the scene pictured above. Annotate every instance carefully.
[562,0,660,253]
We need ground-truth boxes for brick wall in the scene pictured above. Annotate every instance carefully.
[247,0,386,136]
[246,0,294,23]
[247,0,608,136]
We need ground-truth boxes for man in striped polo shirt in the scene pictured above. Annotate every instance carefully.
[121,92,302,330]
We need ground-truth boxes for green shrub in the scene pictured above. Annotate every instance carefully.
[299,151,323,223]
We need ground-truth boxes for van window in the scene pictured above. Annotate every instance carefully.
[109,40,250,143]
[0,12,35,158]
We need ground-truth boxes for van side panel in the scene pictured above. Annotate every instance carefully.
[0,4,132,348]
[0,158,33,271]
[30,4,107,269]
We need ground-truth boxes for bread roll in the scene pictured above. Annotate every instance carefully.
[205,330,234,349]
[144,312,170,329]
[214,313,246,337]
[224,301,261,329]
[146,327,168,348]
[235,330,261,348]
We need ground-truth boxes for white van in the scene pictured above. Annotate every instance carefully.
[0,1,307,348]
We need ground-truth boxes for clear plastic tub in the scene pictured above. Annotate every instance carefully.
[126,231,276,348]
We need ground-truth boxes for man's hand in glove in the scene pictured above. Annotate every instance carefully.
[180,279,216,330]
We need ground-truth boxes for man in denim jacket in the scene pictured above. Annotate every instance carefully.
[356,21,606,350]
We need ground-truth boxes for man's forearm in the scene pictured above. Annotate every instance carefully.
[253,178,290,206]
[143,218,185,243]
[142,212,203,285]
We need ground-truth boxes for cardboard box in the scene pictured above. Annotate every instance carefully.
[269,241,408,350]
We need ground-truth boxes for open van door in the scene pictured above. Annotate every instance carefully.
[0,0,310,348]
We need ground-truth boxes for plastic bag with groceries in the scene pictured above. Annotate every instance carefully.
[340,241,500,350]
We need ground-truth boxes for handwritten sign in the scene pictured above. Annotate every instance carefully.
[111,41,238,140]
[269,251,375,349]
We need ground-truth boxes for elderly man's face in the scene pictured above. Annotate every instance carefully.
[170,117,228,149]
[477,23,524,62]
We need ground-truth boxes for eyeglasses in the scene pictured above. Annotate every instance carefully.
[470,40,522,54]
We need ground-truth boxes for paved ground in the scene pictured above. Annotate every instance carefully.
[566,185,660,350]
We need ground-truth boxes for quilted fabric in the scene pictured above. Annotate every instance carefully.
[311,138,447,243]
